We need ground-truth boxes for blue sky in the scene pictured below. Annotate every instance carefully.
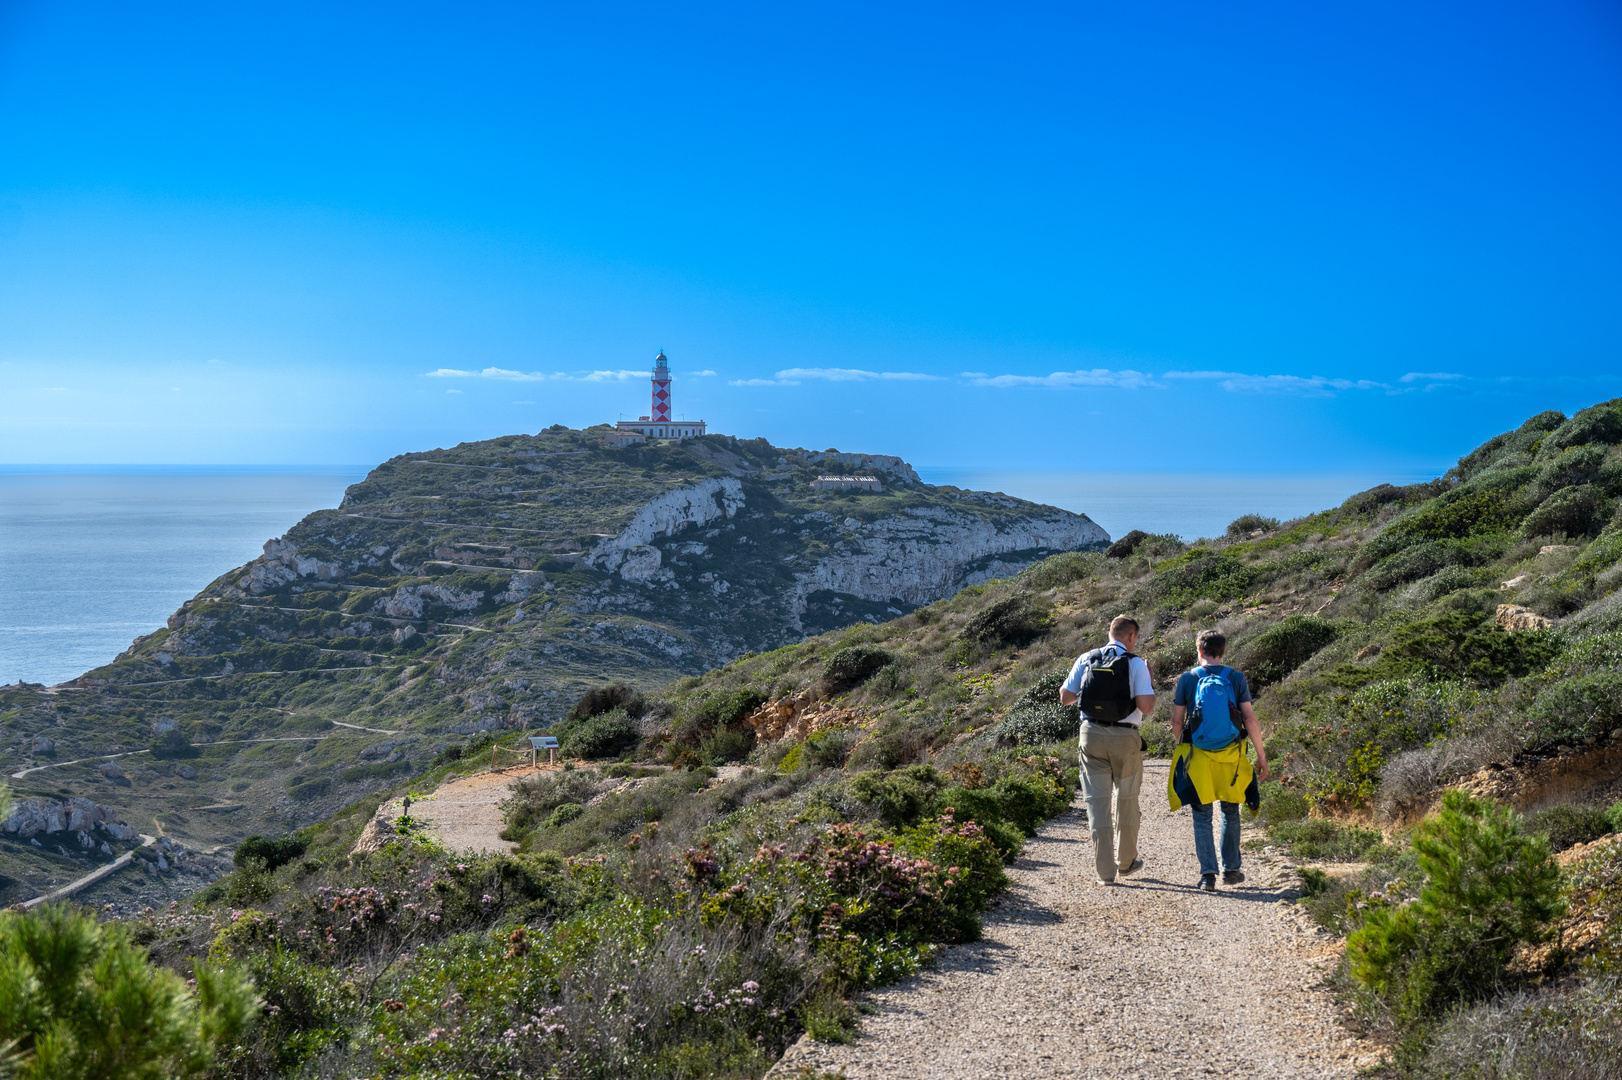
[2,1,1619,474]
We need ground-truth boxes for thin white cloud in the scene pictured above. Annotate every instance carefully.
[1164,370,1389,397]
[425,367,548,382]
[774,367,941,382]
[1400,372,1463,383]
[729,377,798,387]
[690,369,718,377]
[966,368,1161,390]
[446,389,463,394]
[578,369,647,382]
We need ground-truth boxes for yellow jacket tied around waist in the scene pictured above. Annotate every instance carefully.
[1167,741,1259,810]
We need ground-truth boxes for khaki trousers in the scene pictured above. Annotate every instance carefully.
[1079,721,1144,881]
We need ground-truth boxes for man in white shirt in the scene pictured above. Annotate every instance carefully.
[1060,614,1157,884]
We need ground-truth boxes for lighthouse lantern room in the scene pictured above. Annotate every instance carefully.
[614,352,708,440]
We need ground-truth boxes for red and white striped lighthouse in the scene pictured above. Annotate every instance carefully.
[609,350,707,442]
[651,351,672,422]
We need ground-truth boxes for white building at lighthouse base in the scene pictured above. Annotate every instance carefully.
[613,416,707,441]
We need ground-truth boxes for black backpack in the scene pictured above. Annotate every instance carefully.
[1074,647,1138,723]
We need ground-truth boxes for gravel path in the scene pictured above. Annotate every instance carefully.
[395,767,543,854]
[772,760,1380,1079]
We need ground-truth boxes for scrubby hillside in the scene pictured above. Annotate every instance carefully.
[10,399,1622,1078]
[0,427,1104,902]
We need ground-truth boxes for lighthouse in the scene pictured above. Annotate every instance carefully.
[611,351,708,442]
[651,351,672,423]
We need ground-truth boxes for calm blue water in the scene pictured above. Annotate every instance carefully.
[0,467,366,686]
[918,469,1442,546]
[1,465,1440,687]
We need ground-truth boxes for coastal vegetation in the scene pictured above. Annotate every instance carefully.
[3,398,1622,1074]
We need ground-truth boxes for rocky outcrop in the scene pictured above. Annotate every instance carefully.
[378,583,486,619]
[243,537,343,594]
[744,691,864,742]
[1496,603,1554,630]
[789,505,1107,619]
[3,796,137,841]
[591,478,746,577]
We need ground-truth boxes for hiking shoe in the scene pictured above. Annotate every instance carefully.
[1120,858,1144,877]
[1198,874,1217,892]
[1096,877,1117,886]
[1223,870,1246,886]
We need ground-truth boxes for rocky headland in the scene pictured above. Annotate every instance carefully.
[0,426,1105,902]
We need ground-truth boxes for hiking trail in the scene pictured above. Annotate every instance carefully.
[772,760,1381,1079]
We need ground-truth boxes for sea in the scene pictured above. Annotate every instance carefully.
[0,465,1436,688]
[0,466,366,688]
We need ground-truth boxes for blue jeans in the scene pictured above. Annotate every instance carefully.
[1191,800,1241,876]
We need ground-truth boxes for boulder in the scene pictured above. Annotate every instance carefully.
[178,765,198,780]
[3,799,67,837]
[31,736,55,754]
[1496,603,1554,631]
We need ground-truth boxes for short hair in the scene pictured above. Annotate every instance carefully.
[1196,629,1227,658]
[1109,615,1140,640]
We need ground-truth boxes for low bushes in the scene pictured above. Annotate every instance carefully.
[1231,615,1341,687]
[986,672,1078,746]
[1347,791,1564,1024]
[961,595,1050,648]
[1227,513,1280,537]
[1019,550,1101,590]
[820,645,896,694]
[1523,484,1610,539]
[568,682,647,723]
[1524,803,1617,852]
[553,707,641,759]
[1266,818,1388,862]
[235,830,312,872]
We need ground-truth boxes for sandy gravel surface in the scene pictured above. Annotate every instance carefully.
[392,766,543,855]
[772,760,1379,1080]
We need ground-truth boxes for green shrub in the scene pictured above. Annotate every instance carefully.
[501,769,603,838]
[1526,670,1622,749]
[234,830,311,871]
[802,729,854,769]
[567,681,646,723]
[556,707,640,759]
[1227,513,1280,537]
[0,904,256,1080]
[848,765,942,830]
[688,687,770,730]
[1525,804,1612,852]
[1333,610,1559,688]
[1523,484,1609,539]
[986,703,1077,746]
[961,596,1050,647]
[288,776,331,802]
[1019,550,1101,590]
[1347,791,1564,1021]
[544,802,584,828]
[1266,818,1387,861]
[1393,485,1530,541]
[1544,400,1622,452]
[1153,550,1256,607]
[1232,615,1341,686]
[820,645,897,693]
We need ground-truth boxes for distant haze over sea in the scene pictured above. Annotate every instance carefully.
[918,469,1445,547]
[0,463,1443,687]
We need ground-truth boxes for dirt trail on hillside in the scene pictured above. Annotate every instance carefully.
[388,766,544,855]
[772,760,1380,1080]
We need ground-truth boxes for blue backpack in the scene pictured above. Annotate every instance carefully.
[1187,665,1244,751]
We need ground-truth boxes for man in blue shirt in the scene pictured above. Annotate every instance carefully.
[1061,615,1157,885]
[1171,629,1269,892]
